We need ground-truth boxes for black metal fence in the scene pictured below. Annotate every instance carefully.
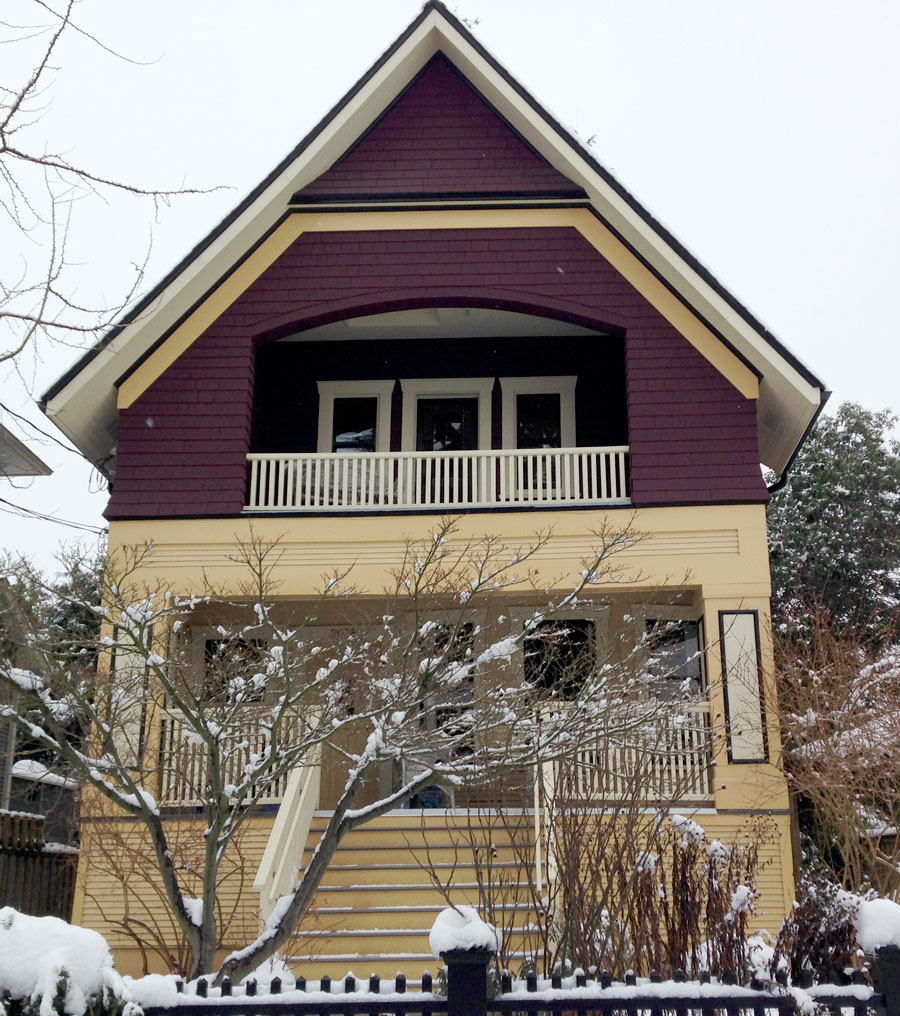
[142,944,900,1016]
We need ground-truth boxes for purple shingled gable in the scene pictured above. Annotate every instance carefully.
[297,54,584,200]
[107,226,768,520]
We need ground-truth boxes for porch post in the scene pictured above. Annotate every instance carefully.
[442,947,492,1016]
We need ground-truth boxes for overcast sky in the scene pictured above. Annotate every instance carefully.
[2,0,898,572]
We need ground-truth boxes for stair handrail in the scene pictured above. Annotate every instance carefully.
[253,749,321,919]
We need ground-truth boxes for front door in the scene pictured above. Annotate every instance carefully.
[415,397,478,504]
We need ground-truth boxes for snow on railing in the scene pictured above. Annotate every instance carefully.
[245,446,630,512]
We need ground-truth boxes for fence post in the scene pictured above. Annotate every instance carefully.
[873,945,900,1016]
[441,948,493,1016]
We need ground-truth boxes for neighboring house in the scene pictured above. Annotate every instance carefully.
[0,422,51,482]
[39,3,825,977]
[0,424,65,834]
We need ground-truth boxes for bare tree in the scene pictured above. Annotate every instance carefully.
[778,606,900,896]
[0,517,702,981]
[1,1,216,368]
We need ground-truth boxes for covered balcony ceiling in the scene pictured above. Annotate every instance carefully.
[277,306,609,343]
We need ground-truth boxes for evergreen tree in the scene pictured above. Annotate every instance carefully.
[768,402,900,636]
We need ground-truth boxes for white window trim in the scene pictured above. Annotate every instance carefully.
[399,377,494,452]
[499,376,577,450]
[316,380,394,453]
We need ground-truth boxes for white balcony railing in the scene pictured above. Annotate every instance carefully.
[245,446,629,512]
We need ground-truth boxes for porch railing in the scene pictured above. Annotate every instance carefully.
[157,710,299,807]
[555,705,714,805]
[245,446,629,512]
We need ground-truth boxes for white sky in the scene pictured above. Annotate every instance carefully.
[2,0,898,572]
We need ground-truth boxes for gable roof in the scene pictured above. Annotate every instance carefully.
[298,53,585,201]
[41,0,826,477]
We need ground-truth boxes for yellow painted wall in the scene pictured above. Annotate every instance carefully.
[107,503,771,601]
[75,807,793,978]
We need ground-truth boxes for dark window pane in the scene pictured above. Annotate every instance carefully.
[524,618,594,699]
[416,397,478,451]
[646,619,703,693]
[517,393,561,449]
[203,638,267,703]
[332,397,377,452]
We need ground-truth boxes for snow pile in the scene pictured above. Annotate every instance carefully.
[429,905,501,959]
[240,952,297,989]
[121,973,179,1009]
[0,908,124,1016]
[854,896,900,954]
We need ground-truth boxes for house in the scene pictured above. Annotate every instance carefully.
[40,2,825,978]
[0,425,67,839]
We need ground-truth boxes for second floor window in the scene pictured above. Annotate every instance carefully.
[517,392,561,449]
[332,397,377,453]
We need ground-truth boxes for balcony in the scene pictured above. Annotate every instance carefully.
[245,446,630,513]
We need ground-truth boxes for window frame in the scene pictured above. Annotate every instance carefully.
[316,380,394,454]
[629,604,707,695]
[511,606,609,699]
[499,376,577,450]
[399,377,494,452]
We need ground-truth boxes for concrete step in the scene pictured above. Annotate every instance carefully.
[309,901,533,931]
[282,951,536,981]
[306,845,529,868]
[286,811,542,981]
[290,925,540,958]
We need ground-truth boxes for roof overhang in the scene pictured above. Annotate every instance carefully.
[0,424,52,479]
[41,1,825,477]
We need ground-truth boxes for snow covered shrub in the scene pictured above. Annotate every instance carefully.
[0,909,132,1016]
[772,872,862,981]
[621,816,771,979]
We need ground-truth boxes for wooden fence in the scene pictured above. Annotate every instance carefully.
[0,810,77,919]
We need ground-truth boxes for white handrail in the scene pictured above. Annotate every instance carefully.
[253,753,321,919]
[246,446,630,512]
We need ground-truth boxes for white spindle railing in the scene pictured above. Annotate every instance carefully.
[157,710,299,807]
[555,706,713,805]
[245,446,629,512]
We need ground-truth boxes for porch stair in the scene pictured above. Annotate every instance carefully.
[285,811,543,981]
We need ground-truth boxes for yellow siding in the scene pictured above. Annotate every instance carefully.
[76,808,793,978]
